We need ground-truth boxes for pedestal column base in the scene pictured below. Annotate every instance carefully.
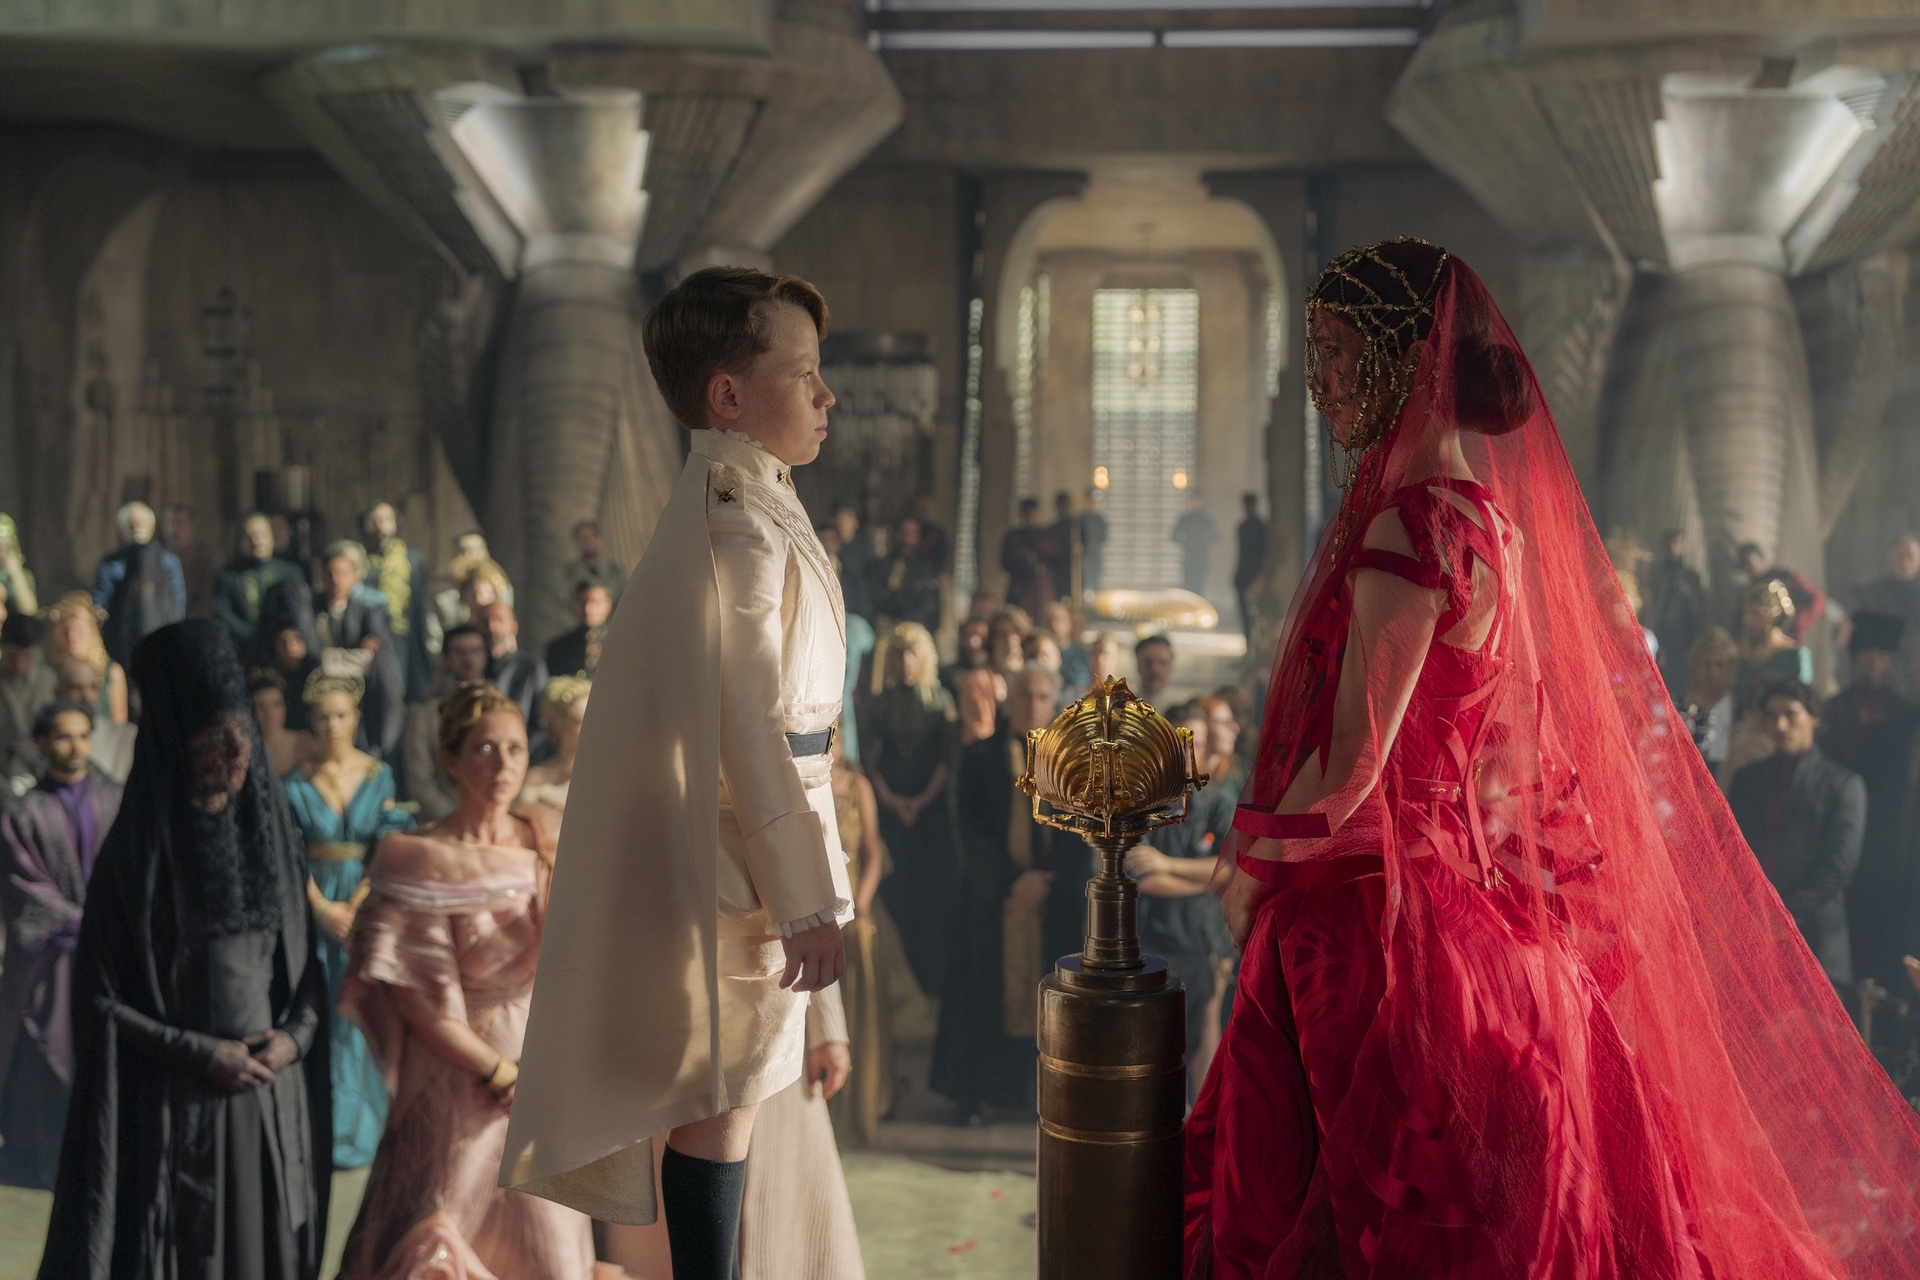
[1036,955,1186,1280]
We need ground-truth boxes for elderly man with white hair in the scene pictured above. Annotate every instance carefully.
[90,503,185,664]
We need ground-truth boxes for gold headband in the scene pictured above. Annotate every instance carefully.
[303,669,367,706]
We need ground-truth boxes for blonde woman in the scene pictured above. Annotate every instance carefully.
[828,725,930,1146]
[338,684,620,1279]
[0,513,37,618]
[280,670,412,1182]
[858,621,961,998]
[520,676,590,810]
[43,592,126,724]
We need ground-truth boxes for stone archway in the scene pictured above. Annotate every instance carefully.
[988,164,1287,609]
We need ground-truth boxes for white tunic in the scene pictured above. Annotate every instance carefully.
[501,429,852,1224]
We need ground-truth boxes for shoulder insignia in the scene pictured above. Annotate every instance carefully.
[716,487,736,503]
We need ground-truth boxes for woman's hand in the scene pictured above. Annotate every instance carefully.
[317,900,356,945]
[208,1038,276,1092]
[1125,845,1169,879]
[1217,866,1271,953]
[807,1043,852,1100]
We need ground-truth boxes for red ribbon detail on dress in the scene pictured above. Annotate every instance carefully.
[1232,805,1332,840]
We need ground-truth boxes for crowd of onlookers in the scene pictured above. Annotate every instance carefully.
[0,491,1266,1192]
[820,497,1258,1125]
[0,499,625,1273]
[1626,529,1920,1080]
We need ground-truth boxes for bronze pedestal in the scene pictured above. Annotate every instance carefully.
[1019,678,1208,1280]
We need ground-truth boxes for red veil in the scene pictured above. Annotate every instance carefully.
[1229,246,1920,1274]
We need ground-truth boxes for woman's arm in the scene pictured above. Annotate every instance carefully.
[108,664,129,725]
[1249,509,1443,851]
[388,982,505,1082]
[854,774,885,914]
[913,762,949,807]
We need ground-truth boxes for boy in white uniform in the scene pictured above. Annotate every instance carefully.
[503,268,852,1278]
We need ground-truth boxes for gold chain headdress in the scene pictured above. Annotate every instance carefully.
[1743,578,1797,627]
[1306,237,1448,488]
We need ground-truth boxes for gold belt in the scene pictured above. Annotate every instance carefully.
[306,842,368,863]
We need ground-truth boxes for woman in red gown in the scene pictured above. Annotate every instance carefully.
[1186,239,1920,1279]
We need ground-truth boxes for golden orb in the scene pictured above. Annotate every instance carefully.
[1018,676,1207,841]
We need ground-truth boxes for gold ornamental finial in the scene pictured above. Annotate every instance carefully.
[1018,676,1206,841]
[1021,675,1198,844]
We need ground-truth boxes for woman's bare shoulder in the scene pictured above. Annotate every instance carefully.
[1361,506,1416,556]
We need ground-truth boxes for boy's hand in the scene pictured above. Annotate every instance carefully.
[779,921,845,992]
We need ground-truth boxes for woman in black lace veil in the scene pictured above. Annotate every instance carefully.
[40,618,330,1280]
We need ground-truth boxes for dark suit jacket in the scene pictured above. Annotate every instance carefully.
[314,590,406,761]
[1730,745,1868,984]
[488,650,548,732]
[543,626,604,680]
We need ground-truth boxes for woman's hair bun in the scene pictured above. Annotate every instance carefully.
[1453,332,1535,436]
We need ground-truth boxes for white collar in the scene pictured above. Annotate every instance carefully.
[690,429,792,489]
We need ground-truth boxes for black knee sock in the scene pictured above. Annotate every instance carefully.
[661,1143,748,1280]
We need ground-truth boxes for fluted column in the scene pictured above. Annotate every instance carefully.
[450,94,655,642]
[1387,5,1920,600]
[1661,250,1820,592]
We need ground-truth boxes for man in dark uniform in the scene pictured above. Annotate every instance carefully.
[1821,611,1910,771]
[1730,679,1868,1000]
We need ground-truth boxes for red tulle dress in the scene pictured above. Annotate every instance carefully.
[1189,243,1920,1280]
[1188,481,1804,1279]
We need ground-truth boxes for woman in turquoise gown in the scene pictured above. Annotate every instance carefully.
[280,670,413,1169]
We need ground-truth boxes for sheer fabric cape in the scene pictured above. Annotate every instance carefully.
[1231,257,1920,1273]
[499,454,726,1225]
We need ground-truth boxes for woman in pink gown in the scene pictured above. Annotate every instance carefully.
[1187,240,1920,1279]
[338,682,625,1280]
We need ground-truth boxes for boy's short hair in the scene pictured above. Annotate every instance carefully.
[642,267,830,429]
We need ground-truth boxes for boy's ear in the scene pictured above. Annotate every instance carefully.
[706,368,743,424]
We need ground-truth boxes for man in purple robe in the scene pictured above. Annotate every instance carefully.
[0,699,121,1188]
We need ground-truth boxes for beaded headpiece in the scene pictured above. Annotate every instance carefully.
[1306,237,1449,487]
[1744,578,1797,626]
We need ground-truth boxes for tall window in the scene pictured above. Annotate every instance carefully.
[1092,288,1199,589]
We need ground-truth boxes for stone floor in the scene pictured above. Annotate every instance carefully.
[0,1013,1044,1277]
[0,1144,1038,1280]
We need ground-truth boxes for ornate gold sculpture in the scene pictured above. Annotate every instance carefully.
[1021,675,1207,838]
[1019,677,1208,1278]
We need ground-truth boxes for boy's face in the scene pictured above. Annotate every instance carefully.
[708,303,834,466]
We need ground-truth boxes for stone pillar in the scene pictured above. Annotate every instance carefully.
[1036,251,1104,515]
[451,94,654,643]
[1661,247,1822,600]
[1386,8,1920,600]
[1191,250,1253,607]
[1514,244,1632,494]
